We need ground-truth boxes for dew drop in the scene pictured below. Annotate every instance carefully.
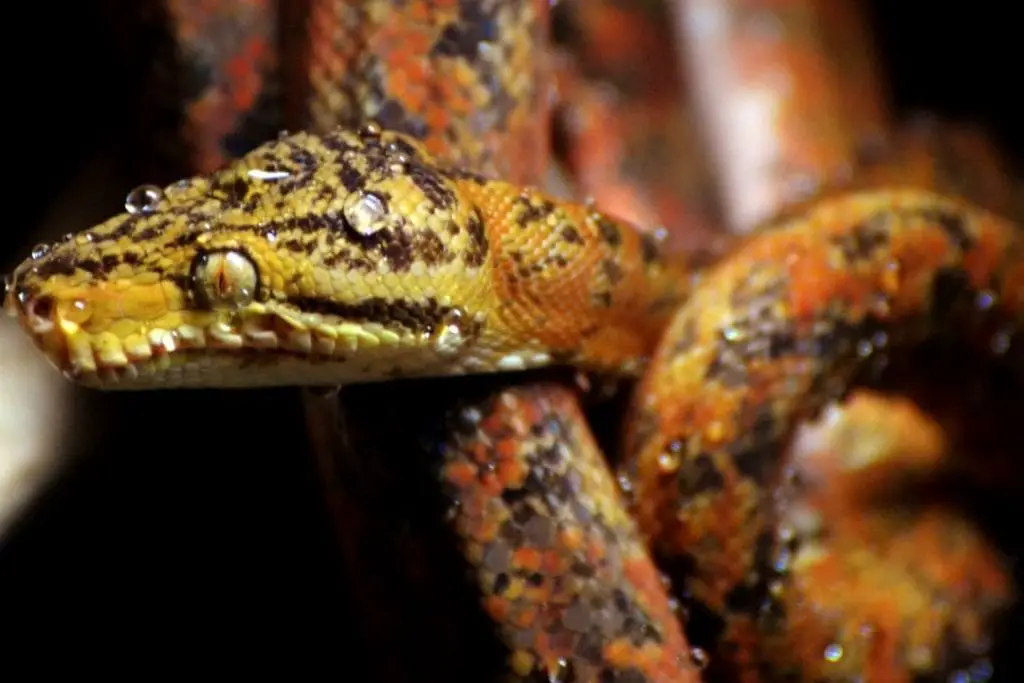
[722,325,742,342]
[548,658,572,683]
[990,327,1013,355]
[277,129,291,139]
[657,451,679,472]
[432,307,470,357]
[689,647,710,670]
[166,179,191,196]
[856,338,874,358]
[72,299,87,311]
[974,289,997,311]
[823,643,843,663]
[247,167,292,181]
[30,243,50,260]
[342,191,389,236]
[124,184,164,215]
[264,229,277,243]
[361,121,382,137]
[573,371,592,393]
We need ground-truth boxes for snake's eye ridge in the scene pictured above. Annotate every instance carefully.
[190,249,259,309]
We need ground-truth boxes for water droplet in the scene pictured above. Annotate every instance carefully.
[689,647,710,670]
[75,232,95,245]
[61,232,74,242]
[361,121,382,137]
[548,658,573,682]
[30,243,50,260]
[247,167,292,181]
[990,327,1013,355]
[823,643,843,663]
[166,179,191,196]
[72,299,87,311]
[722,325,742,342]
[970,658,994,681]
[342,191,389,236]
[975,289,997,311]
[773,547,792,572]
[856,338,874,358]
[573,371,592,393]
[124,184,164,215]
[432,308,470,357]
[264,229,277,243]
[657,451,679,472]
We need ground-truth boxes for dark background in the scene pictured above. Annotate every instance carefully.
[0,1,1019,674]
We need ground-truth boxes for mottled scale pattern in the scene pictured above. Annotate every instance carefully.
[5,127,687,389]
[303,0,550,184]
[438,384,702,682]
[620,188,1023,680]
[771,393,1012,682]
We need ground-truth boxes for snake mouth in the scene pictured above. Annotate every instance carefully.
[5,281,482,388]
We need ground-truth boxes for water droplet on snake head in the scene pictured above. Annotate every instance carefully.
[30,243,50,260]
[125,184,164,215]
[360,121,382,137]
[343,191,389,236]
[247,167,292,181]
[432,307,470,357]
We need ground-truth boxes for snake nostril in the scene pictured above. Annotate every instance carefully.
[26,295,56,329]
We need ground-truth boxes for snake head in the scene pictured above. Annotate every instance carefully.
[4,127,499,388]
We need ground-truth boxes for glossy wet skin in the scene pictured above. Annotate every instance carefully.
[4,126,686,389]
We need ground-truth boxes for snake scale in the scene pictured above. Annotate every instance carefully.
[4,1,1023,681]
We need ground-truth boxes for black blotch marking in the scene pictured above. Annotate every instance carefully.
[413,231,449,266]
[77,259,102,275]
[679,453,726,496]
[729,406,778,486]
[932,208,975,251]
[408,163,456,209]
[464,209,488,267]
[831,218,890,262]
[136,227,160,241]
[375,99,429,140]
[513,196,557,226]
[561,225,582,244]
[639,232,661,265]
[602,259,623,285]
[290,296,479,338]
[592,213,622,247]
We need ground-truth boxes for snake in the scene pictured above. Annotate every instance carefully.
[4,1,1023,681]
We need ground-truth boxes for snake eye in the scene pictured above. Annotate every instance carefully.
[190,249,259,309]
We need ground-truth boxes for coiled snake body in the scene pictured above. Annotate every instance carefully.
[5,2,1023,681]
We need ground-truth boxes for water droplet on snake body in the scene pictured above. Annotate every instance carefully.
[30,243,50,260]
[432,308,470,357]
[689,647,710,670]
[361,121,382,137]
[124,184,164,215]
[975,289,997,312]
[990,326,1014,355]
[823,643,843,663]
[343,191,389,236]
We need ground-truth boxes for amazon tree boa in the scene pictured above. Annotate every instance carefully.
[4,1,1022,681]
